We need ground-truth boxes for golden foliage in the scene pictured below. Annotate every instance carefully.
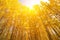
[0,0,60,40]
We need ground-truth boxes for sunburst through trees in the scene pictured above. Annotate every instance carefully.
[0,0,60,40]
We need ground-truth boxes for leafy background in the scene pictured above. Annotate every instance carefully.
[0,0,60,40]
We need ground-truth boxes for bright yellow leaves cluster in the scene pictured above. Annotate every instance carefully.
[0,0,60,40]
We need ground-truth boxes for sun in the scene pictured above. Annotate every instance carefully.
[20,0,40,9]
[20,0,49,9]
[25,0,40,9]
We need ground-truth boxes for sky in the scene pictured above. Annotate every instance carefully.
[19,0,40,9]
[19,0,40,6]
[19,0,50,9]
